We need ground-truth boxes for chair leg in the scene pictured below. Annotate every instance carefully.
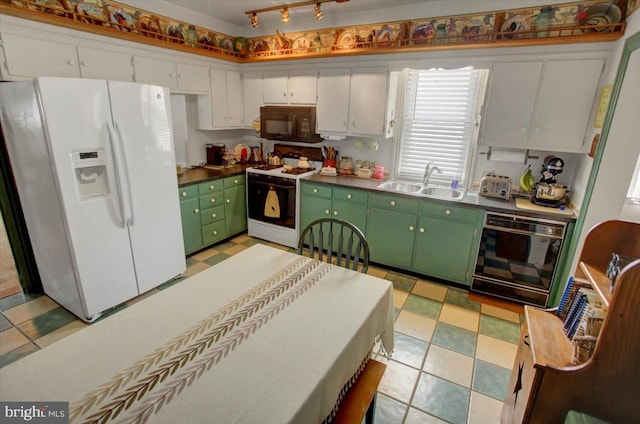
[365,392,378,424]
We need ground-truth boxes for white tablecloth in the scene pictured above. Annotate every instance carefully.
[0,244,394,424]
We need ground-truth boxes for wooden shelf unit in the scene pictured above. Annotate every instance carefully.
[501,220,640,424]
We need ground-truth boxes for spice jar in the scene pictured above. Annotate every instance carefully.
[374,165,385,179]
[339,156,354,175]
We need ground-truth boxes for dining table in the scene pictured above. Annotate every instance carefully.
[0,243,394,423]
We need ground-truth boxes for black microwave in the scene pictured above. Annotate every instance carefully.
[260,106,322,143]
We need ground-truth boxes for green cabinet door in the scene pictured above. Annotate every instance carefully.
[224,184,247,235]
[180,197,203,254]
[367,207,417,269]
[413,215,478,285]
[300,183,333,231]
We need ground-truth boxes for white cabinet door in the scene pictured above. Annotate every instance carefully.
[133,56,177,90]
[77,46,133,81]
[176,63,210,93]
[480,61,542,147]
[288,70,317,104]
[226,70,243,127]
[210,67,228,128]
[529,59,604,151]
[1,33,80,78]
[349,68,388,136]
[317,69,350,133]
[263,71,289,104]
[243,71,263,128]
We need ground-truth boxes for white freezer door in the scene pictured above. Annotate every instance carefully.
[36,78,139,317]
[107,81,186,293]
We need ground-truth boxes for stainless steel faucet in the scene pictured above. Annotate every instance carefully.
[423,161,443,185]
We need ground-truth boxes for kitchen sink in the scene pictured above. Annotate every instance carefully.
[376,180,423,193]
[377,180,464,200]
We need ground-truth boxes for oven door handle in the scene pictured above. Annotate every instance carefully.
[250,181,294,191]
[483,224,563,240]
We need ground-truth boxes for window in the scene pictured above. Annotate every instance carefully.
[396,67,488,187]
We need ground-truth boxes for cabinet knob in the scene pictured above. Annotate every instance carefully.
[445,209,451,215]
[534,127,541,133]
[333,211,338,216]
[213,230,218,236]
[81,61,88,67]
[169,73,176,78]
[209,185,215,190]
[419,227,425,233]
[178,74,183,79]
[226,199,231,203]
[181,191,187,197]
[521,127,528,133]
[210,199,216,203]
[324,209,330,215]
[234,179,239,184]
[283,91,287,97]
[409,225,415,231]
[212,213,216,218]
[193,208,199,213]
[289,91,294,97]
[390,200,396,206]
[347,194,352,199]
[351,120,356,128]
[313,188,318,193]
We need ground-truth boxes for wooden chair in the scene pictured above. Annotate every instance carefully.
[333,359,386,424]
[297,218,370,273]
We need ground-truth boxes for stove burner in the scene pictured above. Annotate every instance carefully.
[254,164,282,171]
[282,167,316,175]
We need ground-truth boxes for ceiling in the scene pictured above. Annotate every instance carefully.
[161,0,432,26]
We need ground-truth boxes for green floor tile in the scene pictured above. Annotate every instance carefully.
[0,343,39,368]
[479,314,521,344]
[472,359,511,401]
[0,293,41,311]
[385,272,417,292]
[432,322,477,357]
[404,295,442,320]
[17,307,77,340]
[203,253,231,266]
[413,372,470,424]
[0,313,13,332]
[186,257,200,266]
[445,288,481,312]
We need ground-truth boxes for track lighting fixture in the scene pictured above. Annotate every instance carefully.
[245,0,348,27]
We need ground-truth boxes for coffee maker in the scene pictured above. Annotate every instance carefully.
[206,143,226,166]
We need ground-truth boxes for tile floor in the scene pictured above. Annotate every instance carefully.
[0,233,523,424]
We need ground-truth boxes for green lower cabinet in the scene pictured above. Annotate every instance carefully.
[300,195,332,230]
[224,183,247,235]
[202,220,226,245]
[413,215,478,285]
[180,196,202,254]
[367,207,417,269]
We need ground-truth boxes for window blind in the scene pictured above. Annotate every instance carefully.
[397,67,485,186]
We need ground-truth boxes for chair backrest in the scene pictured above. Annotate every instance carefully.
[297,218,370,273]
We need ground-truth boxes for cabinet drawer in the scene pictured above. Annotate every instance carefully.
[368,193,419,213]
[198,180,224,194]
[334,188,368,204]
[178,185,198,200]
[200,204,225,226]
[302,183,332,198]
[420,201,481,223]
[199,192,224,209]
[224,174,245,188]
[202,221,226,245]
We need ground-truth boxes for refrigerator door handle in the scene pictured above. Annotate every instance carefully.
[106,121,127,228]
[114,121,136,227]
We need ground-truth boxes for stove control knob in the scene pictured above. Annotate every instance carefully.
[546,226,555,235]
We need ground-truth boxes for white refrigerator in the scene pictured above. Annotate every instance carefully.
[0,77,186,322]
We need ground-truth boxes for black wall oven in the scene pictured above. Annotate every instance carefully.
[471,212,568,307]
[247,173,296,229]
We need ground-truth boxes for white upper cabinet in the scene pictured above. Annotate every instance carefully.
[317,67,389,137]
[263,70,317,104]
[198,68,243,129]
[1,33,80,79]
[133,56,209,93]
[77,46,133,82]
[243,71,263,128]
[480,59,604,152]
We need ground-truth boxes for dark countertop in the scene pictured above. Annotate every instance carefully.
[177,164,250,187]
[302,174,577,223]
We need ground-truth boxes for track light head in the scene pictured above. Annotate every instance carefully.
[314,3,323,20]
[250,13,259,27]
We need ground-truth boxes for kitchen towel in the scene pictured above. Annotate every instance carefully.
[264,187,281,218]
[490,150,526,163]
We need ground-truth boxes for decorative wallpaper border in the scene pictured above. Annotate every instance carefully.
[0,0,630,63]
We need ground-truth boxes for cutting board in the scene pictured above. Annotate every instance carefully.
[515,198,575,216]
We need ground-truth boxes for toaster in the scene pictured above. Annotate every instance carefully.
[479,174,511,200]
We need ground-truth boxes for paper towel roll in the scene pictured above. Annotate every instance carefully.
[490,150,526,163]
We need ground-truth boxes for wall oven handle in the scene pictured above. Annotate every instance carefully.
[483,224,563,240]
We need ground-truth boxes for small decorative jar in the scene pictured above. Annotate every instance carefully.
[339,156,353,175]
[374,165,385,179]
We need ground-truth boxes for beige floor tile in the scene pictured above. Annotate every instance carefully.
[394,310,436,342]
[366,266,388,279]
[34,320,88,349]
[378,359,420,404]
[475,334,518,370]
[190,248,221,261]
[231,234,250,244]
[393,289,409,309]
[0,327,30,355]
[481,304,521,323]
[423,344,474,388]
[439,303,480,332]
[126,289,160,306]
[412,280,448,302]
[224,243,249,256]
[3,296,60,324]
[468,391,504,424]
[185,262,210,277]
